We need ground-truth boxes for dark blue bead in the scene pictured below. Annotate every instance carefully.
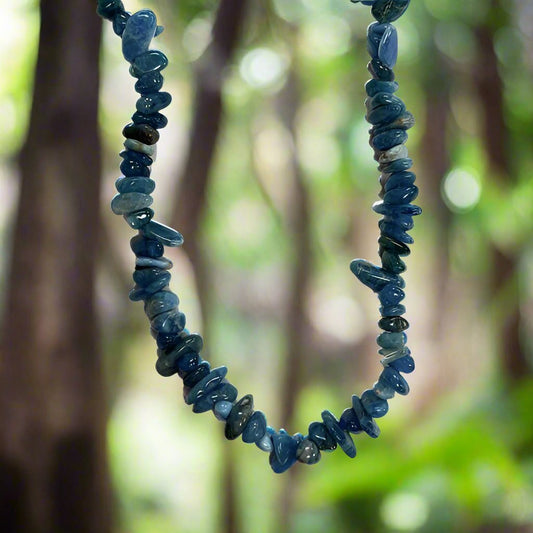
[144,290,179,320]
[352,395,381,438]
[378,283,405,307]
[366,94,405,126]
[185,366,227,405]
[389,354,415,373]
[119,158,151,178]
[124,208,154,229]
[133,267,168,288]
[270,432,298,473]
[379,157,413,173]
[116,176,156,194]
[182,361,210,387]
[136,92,172,114]
[350,259,402,292]
[132,111,168,129]
[112,11,130,36]
[380,304,406,316]
[372,0,410,23]
[242,411,267,443]
[371,129,408,151]
[377,331,406,349]
[378,315,409,332]
[143,220,184,247]
[383,171,416,191]
[97,0,124,19]
[130,50,169,76]
[365,79,398,97]
[225,395,254,440]
[162,333,203,364]
[368,58,395,81]
[193,382,238,413]
[321,410,356,458]
[120,149,153,166]
[135,72,164,94]
[380,366,410,395]
[361,389,389,418]
[383,185,418,205]
[379,235,411,257]
[150,310,186,335]
[378,24,398,68]
[123,123,160,145]
[130,235,164,258]
[307,422,337,451]
[339,408,363,434]
[383,213,414,230]
[367,22,389,57]
[156,349,198,378]
[122,10,157,62]
[136,256,172,269]
[373,379,395,399]
[378,220,414,244]
[129,275,170,301]
[111,192,153,215]
[372,201,422,216]
[381,251,406,273]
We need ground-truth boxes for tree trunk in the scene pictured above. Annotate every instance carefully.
[0,1,112,532]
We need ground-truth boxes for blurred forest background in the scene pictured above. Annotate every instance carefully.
[0,0,532,532]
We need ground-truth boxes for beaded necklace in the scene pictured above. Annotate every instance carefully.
[97,0,420,474]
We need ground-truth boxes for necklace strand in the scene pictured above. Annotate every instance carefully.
[97,0,420,473]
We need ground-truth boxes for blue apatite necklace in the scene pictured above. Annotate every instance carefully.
[97,0,420,473]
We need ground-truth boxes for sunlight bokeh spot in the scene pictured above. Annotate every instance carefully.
[381,492,430,531]
[442,168,481,212]
[182,16,212,61]
[239,48,288,90]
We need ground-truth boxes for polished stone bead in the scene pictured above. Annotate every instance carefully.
[154,331,182,351]
[379,157,412,174]
[130,235,164,258]
[111,192,153,215]
[183,361,211,387]
[164,334,204,364]
[368,58,395,81]
[120,148,153,166]
[375,143,408,163]
[151,310,186,335]
[377,331,406,349]
[378,235,411,257]
[144,290,179,320]
[378,24,398,68]
[143,220,184,247]
[381,251,406,273]
[225,395,254,440]
[132,111,168,129]
[124,138,156,157]
[322,410,356,458]
[365,79,398,97]
[256,433,274,452]
[380,366,410,394]
[389,354,415,373]
[371,129,408,151]
[352,395,381,438]
[185,366,228,405]
[373,201,422,217]
[383,213,414,231]
[361,389,389,418]
[129,277,170,301]
[131,50,169,76]
[350,259,401,292]
[124,209,154,229]
[383,171,415,191]
[379,221,414,244]
[296,439,321,465]
[339,408,363,434]
[378,111,415,133]
[214,400,234,421]
[379,343,409,358]
[136,92,172,114]
[97,0,124,19]
[132,267,169,288]
[383,185,418,205]
[378,283,405,307]
[123,122,160,145]
[116,176,156,194]
[193,382,238,413]
[372,0,410,23]
[373,379,395,399]
[378,315,409,332]
[122,10,157,62]
[367,23,389,58]
[242,411,267,443]
[156,349,198,377]
[135,72,164,94]
[136,256,173,269]
[380,303,406,316]
[270,432,298,473]
[366,94,405,126]
[307,421,337,451]
[120,158,151,178]
[112,11,130,36]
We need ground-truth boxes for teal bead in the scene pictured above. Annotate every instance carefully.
[136,92,172,114]
[124,208,154,229]
[111,192,153,215]
[225,395,254,440]
[185,366,228,405]
[123,122,160,145]
[296,439,321,465]
[193,382,238,413]
[372,0,410,23]
[361,389,389,418]
[135,72,164,94]
[214,400,234,421]
[124,138,157,157]
[115,176,156,194]
[144,290,179,320]
[321,410,356,458]
[242,411,267,444]
[122,10,157,62]
[256,433,274,452]
[131,50,169,76]
[377,331,406,349]
[379,220,413,244]
[350,259,401,292]
[307,421,337,451]
[380,366,410,395]
[136,256,172,269]
[143,221,184,247]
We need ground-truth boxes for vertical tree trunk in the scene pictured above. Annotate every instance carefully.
[0,1,112,532]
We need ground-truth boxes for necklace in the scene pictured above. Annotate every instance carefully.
[97,0,420,474]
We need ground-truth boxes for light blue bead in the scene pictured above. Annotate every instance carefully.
[256,434,273,452]
[124,138,156,156]
[380,366,410,395]
[214,400,234,421]
[143,220,184,247]
[361,389,389,418]
[377,331,406,349]
[350,259,401,292]
[122,10,157,62]
[378,24,398,68]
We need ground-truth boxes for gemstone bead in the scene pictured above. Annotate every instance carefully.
[378,283,405,307]
[339,408,363,434]
[144,290,179,320]
[135,72,164,94]
[225,395,254,440]
[129,274,170,301]
[131,50,169,76]
[132,267,169,288]
[156,349,198,377]
[388,354,415,373]
[214,400,234,421]
[112,11,129,36]
[136,92,172,114]
[130,235,164,258]
[193,382,238,413]
[256,433,274,453]
[132,111,168,129]
[376,143,408,163]
[182,361,211,388]
[111,192,153,215]
[367,23,389,58]
[116,176,156,194]
[379,157,413,174]
[366,94,405,126]
[368,58,395,81]
[97,0,124,19]
[365,79,398,97]
[185,366,228,405]
[321,410,356,458]
[124,209,154,229]
[270,432,298,473]
[373,379,395,399]
[151,310,186,335]
[378,315,409,332]
[372,0,410,23]
[296,439,321,465]
[377,331,406,349]
[352,395,381,438]
[136,256,173,269]
[242,411,267,443]
[361,389,389,418]
[380,303,406,316]
[379,221,413,244]
[371,129,408,151]
[122,10,157,62]
[373,201,421,217]
[307,421,337,451]
[380,366,410,395]
[124,138,157,157]
[383,185,418,205]
[378,24,398,68]
[142,220,184,247]
[123,122,160,145]
[378,235,411,257]
[381,251,406,273]
[120,158,151,178]
[350,259,401,292]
